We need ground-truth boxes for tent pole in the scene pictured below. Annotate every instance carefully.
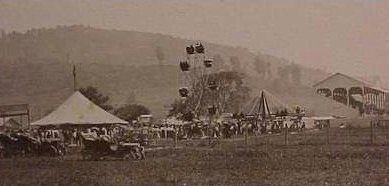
[27,107,31,127]
[73,64,77,92]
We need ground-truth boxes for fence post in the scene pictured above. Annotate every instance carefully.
[266,135,269,153]
[208,115,212,146]
[326,122,330,145]
[174,129,178,148]
[384,121,389,145]
[284,126,288,146]
[370,120,374,145]
[244,125,248,146]
[348,125,351,145]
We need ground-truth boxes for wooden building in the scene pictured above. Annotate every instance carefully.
[313,73,389,115]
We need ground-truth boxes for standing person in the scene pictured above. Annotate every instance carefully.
[76,129,82,146]
[63,130,69,144]
[72,129,77,145]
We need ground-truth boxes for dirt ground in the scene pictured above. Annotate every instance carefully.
[1,128,389,185]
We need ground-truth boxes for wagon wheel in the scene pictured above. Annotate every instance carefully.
[81,151,87,160]
[20,149,27,158]
[131,147,145,160]
[49,145,59,157]
[90,154,99,161]
[27,146,38,157]
[122,153,132,160]
[81,150,92,161]
[130,150,138,160]
[3,149,11,158]
[92,152,104,161]
[56,144,66,156]
[139,147,145,160]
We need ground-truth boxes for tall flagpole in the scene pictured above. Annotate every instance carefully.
[73,64,77,92]
[68,53,77,92]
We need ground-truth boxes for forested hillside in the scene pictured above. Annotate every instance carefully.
[0,25,358,119]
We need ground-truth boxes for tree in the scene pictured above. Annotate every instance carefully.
[0,29,5,39]
[277,65,290,83]
[213,54,226,71]
[114,104,150,122]
[79,86,113,111]
[126,91,137,104]
[171,71,250,117]
[253,55,271,79]
[229,56,242,72]
[168,99,186,117]
[290,63,302,85]
[155,46,165,65]
[211,71,250,113]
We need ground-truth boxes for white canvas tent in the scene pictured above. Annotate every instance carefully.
[302,116,335,129]
[32,91,128,126]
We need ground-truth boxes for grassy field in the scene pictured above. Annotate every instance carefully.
[1,128,389,185]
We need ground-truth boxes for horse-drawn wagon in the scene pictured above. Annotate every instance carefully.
[81,135,145,161]
[0,131,65,158]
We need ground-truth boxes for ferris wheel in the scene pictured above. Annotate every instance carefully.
[178,43,215,117]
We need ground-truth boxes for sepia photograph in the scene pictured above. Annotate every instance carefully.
[0,0,389,185]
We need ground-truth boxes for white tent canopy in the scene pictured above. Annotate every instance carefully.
[32,91,128,126]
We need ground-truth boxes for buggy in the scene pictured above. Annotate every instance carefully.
[0,132,65,158]
[81,135,145,161]
[0,133,39,157]
[39,129,66,156]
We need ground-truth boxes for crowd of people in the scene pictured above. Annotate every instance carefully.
[0,113,307,159]
[143,114,306,141]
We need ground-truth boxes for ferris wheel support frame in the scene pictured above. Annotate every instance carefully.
[178,43,216,118]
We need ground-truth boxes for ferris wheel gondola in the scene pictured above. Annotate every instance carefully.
[178,87,190,98]
[204,59,213,68]
[179,61,190,71]
[186,45,195,55]
[194,43,205,54]
[208,80,217,90]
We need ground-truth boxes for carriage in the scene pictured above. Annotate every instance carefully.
[0,132,65,158]
[81,135,145,161]
[0,133,38,157]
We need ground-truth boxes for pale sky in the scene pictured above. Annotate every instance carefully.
[1,0,389,85]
